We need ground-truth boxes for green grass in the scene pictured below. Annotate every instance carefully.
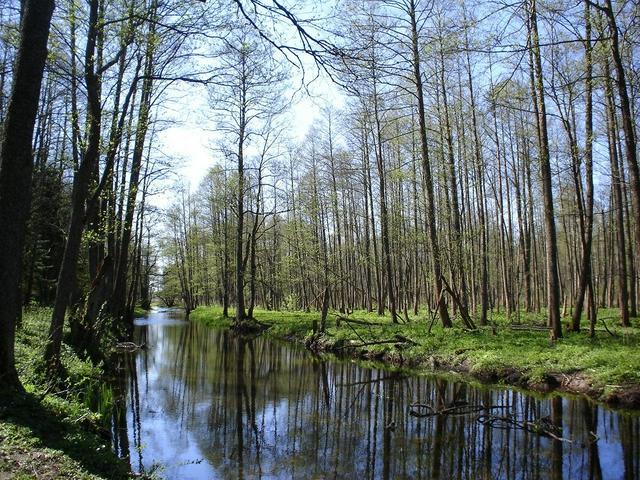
[133,305,150,317]
[0,307,137,479]
[191,305,640,405]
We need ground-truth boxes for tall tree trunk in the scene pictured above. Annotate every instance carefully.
[601,0,640,258]
[372,85,398,323]
[235,50,248,325]
[46,0,102,371]
[463,18,489,325]
[409,0,451,327]
[439,42,468,314]
[362,124,374,313]
[0,0,55,389]
[604,63,631,327]
[364,125,383,316]
[529,0,562,339]
[110,5,157,323]
[247,166,263,319]
[223,195,230,317]
[571,0,595,332]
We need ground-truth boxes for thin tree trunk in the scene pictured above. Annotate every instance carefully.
[110,8,156,324]
[572,0,595,332]
[604,63,630,327]
[372,87,398,323]
[462,18,489,324]
[46,0,102,371]
[248,165,263,319]
[529,0,562,339]
[409,0,451,327]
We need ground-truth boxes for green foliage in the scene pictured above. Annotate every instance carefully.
[133,305,150,317]
[1,308,137,479]
[189,307,232,328]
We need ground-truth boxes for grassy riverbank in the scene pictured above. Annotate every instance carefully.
[0,307,136,479]
[190,306,640,409]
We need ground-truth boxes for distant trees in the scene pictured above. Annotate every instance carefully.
[157,0,640,337]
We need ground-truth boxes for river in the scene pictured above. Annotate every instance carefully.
[108,308,640,479]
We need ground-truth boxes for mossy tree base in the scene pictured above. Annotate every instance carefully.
[230,317,269,335]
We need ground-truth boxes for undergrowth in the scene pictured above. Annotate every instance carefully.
[0,307,136,479]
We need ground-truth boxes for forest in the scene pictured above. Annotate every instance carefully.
[0,0,639,478]
[150,0,638,340]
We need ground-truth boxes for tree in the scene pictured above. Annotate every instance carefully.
[528,0,562,339]
[45,0,135,371]
[570,0,596,333]
[407,0,452,327]
[595,0,640,258]
[0,0,55,390]
[210,20,286,326]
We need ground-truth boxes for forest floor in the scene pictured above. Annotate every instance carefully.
[0,308,138,479]
[190,306,640,410]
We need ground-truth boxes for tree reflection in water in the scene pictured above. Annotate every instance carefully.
[111,310,640,479]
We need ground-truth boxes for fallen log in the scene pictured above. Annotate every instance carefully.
[335,335,416,350]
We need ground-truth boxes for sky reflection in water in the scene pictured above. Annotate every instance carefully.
[109,309,640,480]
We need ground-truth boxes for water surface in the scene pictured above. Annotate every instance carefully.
[110,308,640,479]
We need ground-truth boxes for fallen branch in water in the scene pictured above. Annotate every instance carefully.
[477,414,573,443]
[409,402,509,418]
[114,341,145,352]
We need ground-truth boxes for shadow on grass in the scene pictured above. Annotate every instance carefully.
[0,389,132,479]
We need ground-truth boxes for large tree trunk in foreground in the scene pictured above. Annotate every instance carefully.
[0,0,55,390]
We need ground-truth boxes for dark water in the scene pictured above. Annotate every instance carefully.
[110,308,640,480]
